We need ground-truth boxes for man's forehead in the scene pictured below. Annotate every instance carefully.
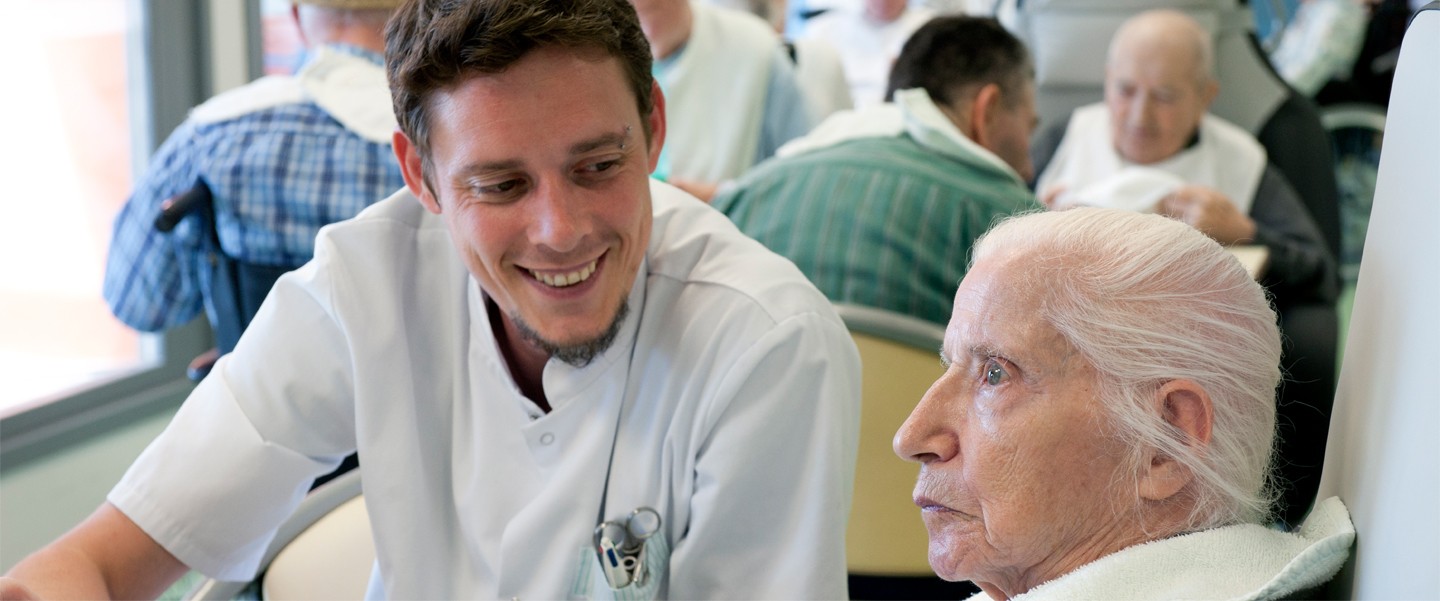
[423,51,640,160]
[1110,35,1204,85]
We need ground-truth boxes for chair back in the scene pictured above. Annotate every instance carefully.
[262,494,374,600]
[1315,5,1440,597]
[835,304,945,577]
[188,470,374,600]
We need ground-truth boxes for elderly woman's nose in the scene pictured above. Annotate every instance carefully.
[894,377,959,464]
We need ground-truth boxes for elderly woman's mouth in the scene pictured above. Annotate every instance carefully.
[913,495,957,513]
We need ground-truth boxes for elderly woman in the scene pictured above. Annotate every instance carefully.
[894,208,1354,599]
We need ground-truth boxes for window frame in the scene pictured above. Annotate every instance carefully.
[0,0,261,472]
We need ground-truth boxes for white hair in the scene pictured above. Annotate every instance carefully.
[973,208,1281,529]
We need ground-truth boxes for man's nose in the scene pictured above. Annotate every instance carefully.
[1128,93,1155,127]
[529,180,589,254]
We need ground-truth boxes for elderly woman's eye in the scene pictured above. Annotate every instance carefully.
[984,359,1009,386]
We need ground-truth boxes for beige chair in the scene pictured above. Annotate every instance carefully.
[188,469,374,600]
[834,304,945,579]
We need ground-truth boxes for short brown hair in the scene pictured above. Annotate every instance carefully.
[385,0,655,161]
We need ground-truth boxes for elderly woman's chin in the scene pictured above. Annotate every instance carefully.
[921,512,991,582]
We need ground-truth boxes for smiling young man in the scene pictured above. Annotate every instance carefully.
[0,1,860,599]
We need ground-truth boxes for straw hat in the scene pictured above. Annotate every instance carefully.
[295,0,406,9]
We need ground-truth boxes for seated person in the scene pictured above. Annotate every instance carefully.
[713,16,1042,326]
[799,0,936,109]
[630,0,815,200]
[0,0,861,598]
[104,0,405,336]
[895,207,1355,599]
[1032,9,1339,526]
[1033,9,1335,312]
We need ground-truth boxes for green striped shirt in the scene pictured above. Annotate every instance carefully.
[714,134,1041,326]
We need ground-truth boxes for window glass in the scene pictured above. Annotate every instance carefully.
[0,0,145,415]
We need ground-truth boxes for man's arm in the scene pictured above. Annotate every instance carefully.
[102,120,208,332]
[1248,165,1339,306]
[2,503,188,600]
[757,48,817,164]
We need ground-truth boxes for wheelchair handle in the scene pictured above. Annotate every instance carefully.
[154,181,213,233]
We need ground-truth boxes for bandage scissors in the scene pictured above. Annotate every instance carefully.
[593,506,661,589]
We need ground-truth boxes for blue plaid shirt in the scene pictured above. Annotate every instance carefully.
[103,45,405,332]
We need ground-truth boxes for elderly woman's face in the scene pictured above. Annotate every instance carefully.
[893,254,1139,596]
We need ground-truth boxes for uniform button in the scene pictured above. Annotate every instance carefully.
[539,432,555,445]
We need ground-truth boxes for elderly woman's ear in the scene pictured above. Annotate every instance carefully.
[1137,379,1215,501]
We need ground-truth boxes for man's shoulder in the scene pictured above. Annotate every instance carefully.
[188,75,310,126]
[646,181,836,325]
[1200,112,1268,152]
[748,136,1032,204]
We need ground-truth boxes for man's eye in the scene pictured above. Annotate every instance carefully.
[472,178,523,196]
[483,180,519,193]
[581,158,621,174]
[984,359,1009,386]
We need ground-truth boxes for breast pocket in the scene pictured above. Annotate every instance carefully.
[568,534,670,600]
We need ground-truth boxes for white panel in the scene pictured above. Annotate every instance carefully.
[208,0,251,94]
[1317,7,1440,598]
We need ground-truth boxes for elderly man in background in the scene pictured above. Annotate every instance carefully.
[1034,10,1333,311]
[104,0,405,341]
[1031,9,1338,527]
[713,16,1041,327]
[896,207,1354,599]
[630,0,814,201]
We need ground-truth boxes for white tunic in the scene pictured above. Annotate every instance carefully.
[109,181,862,599]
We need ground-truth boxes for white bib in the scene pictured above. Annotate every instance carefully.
[1038,102,1265,214]
[189,46,395,144]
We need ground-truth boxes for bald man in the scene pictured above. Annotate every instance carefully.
[1033,9,1334,312]
[1031,9,1338,527]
